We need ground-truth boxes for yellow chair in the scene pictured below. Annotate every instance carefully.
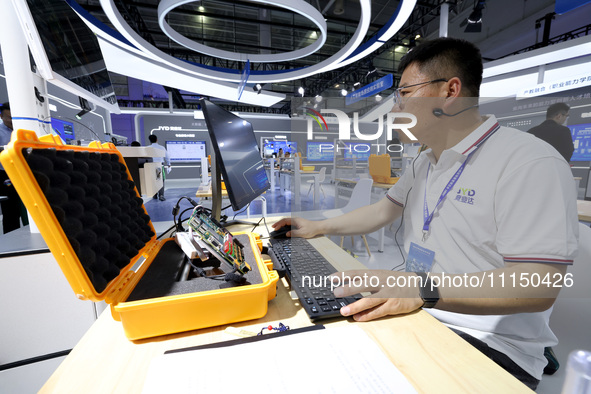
[368,154,399,184]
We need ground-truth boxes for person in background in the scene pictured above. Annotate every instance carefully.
[527,102,574,162]
[0,102,28,233]
[148,134,170,201]
[130,141,141,147]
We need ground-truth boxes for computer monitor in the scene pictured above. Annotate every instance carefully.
[569,123,591,161]
[261,140,297,158]
[200,99,270,217]
[344,143,371,161]
[51,118,76,142]
[165,141,207,163]
[307,142,334,162]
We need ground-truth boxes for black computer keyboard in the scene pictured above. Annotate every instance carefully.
[268,237,362,321]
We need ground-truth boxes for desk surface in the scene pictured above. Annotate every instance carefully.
[335,177,395,190]
[40,228,530,393]
[195,183,228,198]
[577,199,591,222]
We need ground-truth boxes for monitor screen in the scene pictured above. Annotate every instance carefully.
[51,118,75,141]
[307,142,334,162]
[166,141,207,163]
[569,123,591,161]
[201,99,270,211]
[261,140,297,158]
[344,143,372,161]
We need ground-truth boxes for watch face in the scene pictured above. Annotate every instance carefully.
[417,273,439,308]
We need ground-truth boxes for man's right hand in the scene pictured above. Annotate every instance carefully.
[272,217,323,239]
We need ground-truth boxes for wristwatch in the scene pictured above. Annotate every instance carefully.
[415,272,440,308]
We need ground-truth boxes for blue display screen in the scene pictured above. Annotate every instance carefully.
[166,140,207,163]
[343,143,371,161]
[307,142,334,162]
[570,123,591,161]
[262,141,297,157]
[51,118,75,141]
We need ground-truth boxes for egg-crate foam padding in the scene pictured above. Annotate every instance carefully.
[126,234,263,301]
[23,148,155,293]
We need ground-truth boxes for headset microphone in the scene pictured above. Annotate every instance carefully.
[432,104,479,117]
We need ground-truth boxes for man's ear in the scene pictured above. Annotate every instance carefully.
[446,77,462,99]
[440,77,462,111]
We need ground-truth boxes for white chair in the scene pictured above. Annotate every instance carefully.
[323,178,374,256]
[306,166,326,199]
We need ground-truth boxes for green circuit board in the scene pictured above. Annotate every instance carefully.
[188,209,250,274]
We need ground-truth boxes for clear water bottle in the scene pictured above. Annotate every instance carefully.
[562,350,591,394]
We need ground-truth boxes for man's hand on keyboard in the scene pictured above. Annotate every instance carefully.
[330,270,424,322]
[272,217,321,238]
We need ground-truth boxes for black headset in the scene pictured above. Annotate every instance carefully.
[432,104,479,117]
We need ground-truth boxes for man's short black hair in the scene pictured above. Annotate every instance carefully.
[397,37,483,97]
[1,102,10,114]
[148,134,157,143]
[546,103,570,119]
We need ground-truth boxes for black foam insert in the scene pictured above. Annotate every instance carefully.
[127,234,263,301]
[24,147,155,293]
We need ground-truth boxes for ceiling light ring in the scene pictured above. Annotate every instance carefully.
[339,0,417,66]
[157,0,327,63]
[99,0,371,83]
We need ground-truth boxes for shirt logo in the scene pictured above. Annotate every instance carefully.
[455,187,476,205]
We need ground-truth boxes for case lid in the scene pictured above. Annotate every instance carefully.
[0,130,158,301]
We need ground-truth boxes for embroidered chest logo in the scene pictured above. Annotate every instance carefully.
[455,187,476,205]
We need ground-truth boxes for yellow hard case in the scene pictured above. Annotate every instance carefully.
[0,130,278,340]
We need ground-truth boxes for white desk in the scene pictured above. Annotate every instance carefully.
[39,232,531,394]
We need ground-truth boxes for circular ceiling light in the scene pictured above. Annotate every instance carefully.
[100,0,370,83]
[158,0,327,63]
[98,0,415,84]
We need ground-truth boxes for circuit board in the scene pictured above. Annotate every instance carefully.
[187,208,250,274]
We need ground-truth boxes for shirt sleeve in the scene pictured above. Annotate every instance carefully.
[385,157,420,207]
[495,156,578,265]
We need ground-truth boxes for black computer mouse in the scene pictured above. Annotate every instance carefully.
[269,225,292,239]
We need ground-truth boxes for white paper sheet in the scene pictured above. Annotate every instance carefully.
[142,325,417,394]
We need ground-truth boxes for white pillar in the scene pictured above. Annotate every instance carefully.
[0,1,50,135]
[439,3,449,38]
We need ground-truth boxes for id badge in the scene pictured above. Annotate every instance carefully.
[406,242,435,272]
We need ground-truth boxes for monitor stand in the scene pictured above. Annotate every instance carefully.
[210,152,257,229]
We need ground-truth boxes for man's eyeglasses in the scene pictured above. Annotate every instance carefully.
[393,78,448,105]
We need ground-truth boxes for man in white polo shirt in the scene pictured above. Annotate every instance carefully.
[273,38,578,389]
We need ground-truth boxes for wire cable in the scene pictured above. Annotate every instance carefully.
[391,147,422,271]
[231,202,250,221]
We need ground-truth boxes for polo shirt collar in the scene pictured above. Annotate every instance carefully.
[450,115,500,157]
[424,115,501,165]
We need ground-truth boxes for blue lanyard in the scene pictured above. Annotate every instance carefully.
[422,152,474,241]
